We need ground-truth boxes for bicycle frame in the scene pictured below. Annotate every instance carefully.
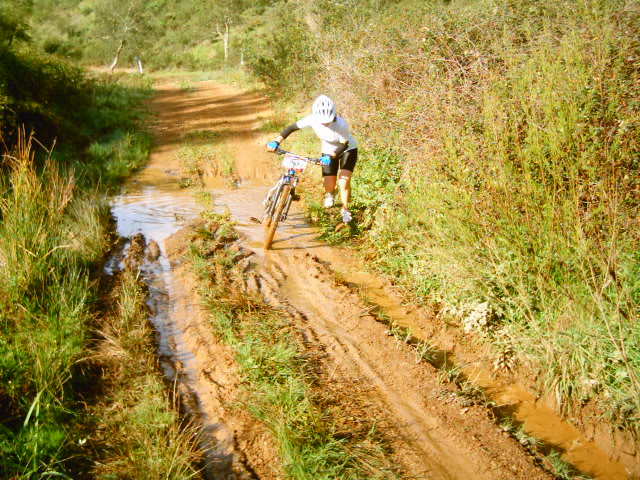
[261,149,319,249]
[264,172,298,221]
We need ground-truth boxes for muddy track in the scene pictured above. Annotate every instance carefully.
[111,79,632,479]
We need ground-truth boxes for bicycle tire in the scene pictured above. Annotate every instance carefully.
[264,184,291,250]
[262,192,277,227]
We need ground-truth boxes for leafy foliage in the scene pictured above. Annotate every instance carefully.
[259,0,640,436]
[0,45,87,143]
[0,0,33,45]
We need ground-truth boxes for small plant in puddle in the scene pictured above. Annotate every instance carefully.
[437,362,464,385]
[545,450,592,480]
[456,380,495,409]
[194,188,214,207]
[498,416,541,453]
[414,339,436,364]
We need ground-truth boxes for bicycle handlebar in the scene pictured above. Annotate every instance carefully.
[271,148,322,165]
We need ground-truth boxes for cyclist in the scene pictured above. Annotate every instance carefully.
[267,95,357,224]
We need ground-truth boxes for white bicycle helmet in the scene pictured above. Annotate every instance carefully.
[312,95,336,123]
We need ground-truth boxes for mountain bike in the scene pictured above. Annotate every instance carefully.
[258,149,321,250]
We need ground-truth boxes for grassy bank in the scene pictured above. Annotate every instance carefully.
[251,0,640,439]
[86,267,201,479]
[0,135,110,477]
[0,46,197,475]
[187,210,398,479]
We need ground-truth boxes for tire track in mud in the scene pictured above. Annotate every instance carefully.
[250,252,549,480]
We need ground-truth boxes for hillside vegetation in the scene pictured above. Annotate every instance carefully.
[5,0,639,465]
[243,0,640,439]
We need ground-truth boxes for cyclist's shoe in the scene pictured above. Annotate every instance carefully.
[341,209,352,223]
[323,192,335,208]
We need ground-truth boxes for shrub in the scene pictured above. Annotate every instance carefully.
[271,0,640,431]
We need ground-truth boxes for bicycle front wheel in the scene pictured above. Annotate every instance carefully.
[264,184,291,250]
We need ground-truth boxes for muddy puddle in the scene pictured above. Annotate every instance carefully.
[336,271,631,480]
[106,166,257,478]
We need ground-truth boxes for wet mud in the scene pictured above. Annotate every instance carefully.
[108,79,636,479]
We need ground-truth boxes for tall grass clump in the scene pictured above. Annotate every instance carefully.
[251,0,640,433]
[0,133,111,477]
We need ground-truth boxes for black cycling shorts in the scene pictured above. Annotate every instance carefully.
[322,148,358,177]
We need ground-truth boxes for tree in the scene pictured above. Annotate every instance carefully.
[85,0,148,71]
[0,0,33,45]
[210,0,256,62]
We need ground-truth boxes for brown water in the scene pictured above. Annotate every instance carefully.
[333,271,632,480]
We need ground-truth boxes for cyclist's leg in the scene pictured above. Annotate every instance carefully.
[337,170,352,209]
[337,149,358,210]
[322,154,339,207]
[323,175,337,195]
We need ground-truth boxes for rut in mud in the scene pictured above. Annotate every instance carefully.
[110,79,634,479]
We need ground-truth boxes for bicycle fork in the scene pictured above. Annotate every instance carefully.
[261,174,298,223]
[281,177,299,221]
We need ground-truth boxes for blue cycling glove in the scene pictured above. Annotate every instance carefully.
[320,155,331,166]
[267,141,280,150]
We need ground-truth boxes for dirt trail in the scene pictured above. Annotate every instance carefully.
[115,79,633,479]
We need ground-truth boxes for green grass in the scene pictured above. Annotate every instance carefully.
[88,269,201,480]
[0,65,156,477]
[188,212,398,480]
[258,0,640,438]
[175,132,238,188]
[0,136,108,477]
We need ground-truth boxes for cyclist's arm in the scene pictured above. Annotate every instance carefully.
[278,123,301,141]
[269,122,302,148]
[277,115,314,142]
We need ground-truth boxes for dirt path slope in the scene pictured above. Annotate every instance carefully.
[134,78,629,479]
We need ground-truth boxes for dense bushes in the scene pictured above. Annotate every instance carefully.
[0,46,88,143]
[250,0,640,433]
